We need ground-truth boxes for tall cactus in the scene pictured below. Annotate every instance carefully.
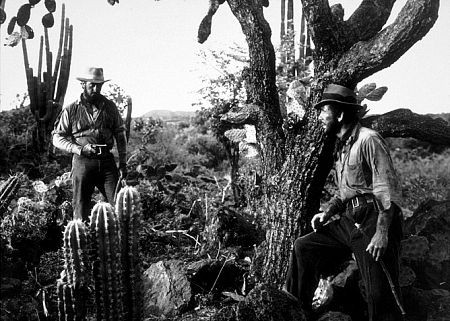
[116,186,142,321]
[21,3,73,153]
[89,202,124,321]
[58,219,90,321]
[0,174,22,217]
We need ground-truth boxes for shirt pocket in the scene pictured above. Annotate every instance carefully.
[345,163,365,187]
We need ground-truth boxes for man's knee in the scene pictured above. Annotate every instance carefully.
[293,235,311,254]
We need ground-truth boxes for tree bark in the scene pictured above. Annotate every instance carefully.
[201,0,441,287]
[362,109,450,145]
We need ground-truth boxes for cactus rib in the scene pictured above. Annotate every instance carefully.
[90,202,124,321]
[116,186,142,321]
[58,219,89,321]
[0,174,22,217]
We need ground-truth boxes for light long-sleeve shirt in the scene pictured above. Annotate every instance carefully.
[329,123,401,212]
[52,94,127,164]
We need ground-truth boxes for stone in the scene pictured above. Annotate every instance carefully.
[312,260,366,320]
[236,283,306,321]
[143,260,192,318]
[187,259,247,295]
[402,199,450,291]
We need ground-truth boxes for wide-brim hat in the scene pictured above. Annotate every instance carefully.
[76,67,110,83]
[313,84,362,110]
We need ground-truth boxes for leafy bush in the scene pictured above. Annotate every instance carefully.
[391,147,450,210]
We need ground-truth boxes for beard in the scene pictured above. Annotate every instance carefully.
[83,90,101,104]
[323,117,341,136]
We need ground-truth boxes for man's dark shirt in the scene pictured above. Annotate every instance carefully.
[53,94,126,164]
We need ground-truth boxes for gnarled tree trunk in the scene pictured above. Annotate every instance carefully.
[199,0,443,286]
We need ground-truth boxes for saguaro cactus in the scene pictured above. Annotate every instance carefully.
[89,202,123,321]
[116,186,142,321]
[58,219,90,321]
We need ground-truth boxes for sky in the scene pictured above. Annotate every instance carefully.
[0,0,449,117]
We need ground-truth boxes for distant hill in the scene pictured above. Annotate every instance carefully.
[428,112,450,125]
[139,110,195,122]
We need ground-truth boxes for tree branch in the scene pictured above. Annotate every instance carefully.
[198,0,224,44]
[300,0,344,60]
[225,0,286,171]
[334,0,439,83]
[362,109,450,146]
[300,0,397,60]
[345,0,396,41]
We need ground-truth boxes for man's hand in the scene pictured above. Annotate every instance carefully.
[366,230,388,261]
[81,144,96,157]
[119,163,127,179]
[311,212,329,232]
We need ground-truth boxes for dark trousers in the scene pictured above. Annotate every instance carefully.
[285,202,403,321]
[71,154,119,221]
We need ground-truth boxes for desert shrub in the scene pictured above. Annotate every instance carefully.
[392,147,450,210]
[0,107,36,174]
[0,173,72,276]
[128,119,228,172]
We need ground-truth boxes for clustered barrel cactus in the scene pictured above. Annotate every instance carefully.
[57,219,90,321]
[57,186,142,321]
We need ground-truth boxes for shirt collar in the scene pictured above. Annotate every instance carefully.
[343,122,361,147]
[334,122,361,159]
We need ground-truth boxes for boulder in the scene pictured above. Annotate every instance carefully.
[187,258,247,295]
[143,260,192,318]
[313,260,366,320]
[236,284,306,321]
[404,199,450,236]
[402,199,450,291]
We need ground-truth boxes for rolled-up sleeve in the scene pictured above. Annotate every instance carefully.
[362,135,401,211]
[52,107,83,155]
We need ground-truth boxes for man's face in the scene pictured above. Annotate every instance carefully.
[82,81,103,102]
[318,104,341,135]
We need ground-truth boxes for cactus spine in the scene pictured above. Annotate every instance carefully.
[0,174,22,217]
[116,186,142,320]
[58,219,90,321]
[89,202,123,321]
[57,281,75,321]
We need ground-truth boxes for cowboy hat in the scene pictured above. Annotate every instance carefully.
[313,84,362,110]
[76,67,110,83]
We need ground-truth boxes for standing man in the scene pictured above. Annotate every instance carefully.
[285,84,404,321]
[53,67,127,221]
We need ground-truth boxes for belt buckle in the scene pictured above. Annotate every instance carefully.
[351,197,360,208]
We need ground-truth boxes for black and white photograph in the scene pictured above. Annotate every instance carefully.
[0,1,449,320]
